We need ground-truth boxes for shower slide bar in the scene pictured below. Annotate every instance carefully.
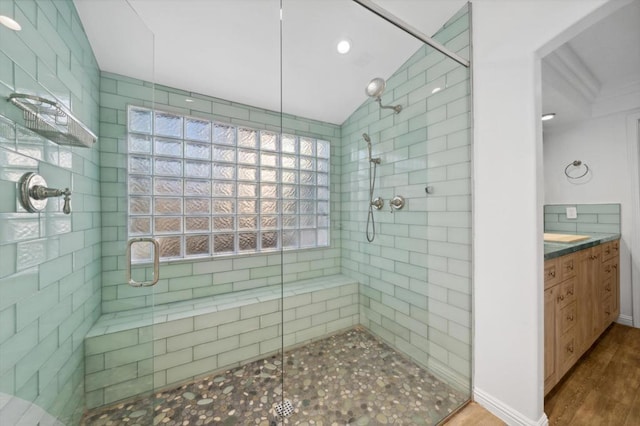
[126,237,160,287]
[352,0,471,68]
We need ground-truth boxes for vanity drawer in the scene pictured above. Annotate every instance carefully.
[601,242,614,261]
[558,332,579,374]
[544,258,560,289]
[559,301,577,335]
[601,276,614,300]
[612,240,619,257]
[601,259,615,280]
[557,277,576,308]
[601,296,614,326]
[559,254,577,280]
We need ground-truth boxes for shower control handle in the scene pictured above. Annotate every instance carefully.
[19,172,72,215]
[31,185,72,214]
[390,195,405,213]
[371,197,384,210]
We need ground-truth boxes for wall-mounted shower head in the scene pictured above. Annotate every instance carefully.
[365,77,402,114]
[365,78,386,99]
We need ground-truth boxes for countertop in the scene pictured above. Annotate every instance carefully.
[544,232,620,260]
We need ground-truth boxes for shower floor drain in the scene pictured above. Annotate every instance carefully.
[274,399,295,418]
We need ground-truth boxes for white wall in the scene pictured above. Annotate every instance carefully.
[544,106,640,325]
[471,0,622,424]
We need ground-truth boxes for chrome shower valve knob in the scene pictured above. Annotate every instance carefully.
[19,172,72,214]
[389,195,405,213]
[371,197,384,210]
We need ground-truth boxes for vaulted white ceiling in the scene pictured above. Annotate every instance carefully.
[542,0,640,129]
[73,0,468,125]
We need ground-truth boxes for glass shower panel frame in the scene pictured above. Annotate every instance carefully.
[86,0,287,422]
[78,1,157,425]
[143,3,287,426]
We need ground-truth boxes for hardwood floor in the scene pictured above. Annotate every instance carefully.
[443,402,505,425]
[444,323,640,426]
[545,323,640,425]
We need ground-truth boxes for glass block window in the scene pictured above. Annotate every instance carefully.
[127,106,330,261]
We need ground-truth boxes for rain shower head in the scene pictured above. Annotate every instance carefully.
[365,77,402,114]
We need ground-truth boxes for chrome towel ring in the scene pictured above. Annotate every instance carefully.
[564,160,589,179]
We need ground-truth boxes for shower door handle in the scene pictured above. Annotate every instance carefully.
[126,237,160,287]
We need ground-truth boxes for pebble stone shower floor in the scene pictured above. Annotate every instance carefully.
[82,327,466,425]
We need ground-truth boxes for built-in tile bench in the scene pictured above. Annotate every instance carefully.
[84,274,359,408]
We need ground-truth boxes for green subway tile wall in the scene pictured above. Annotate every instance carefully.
[0,0,100,423]
[0,0,473,419]
[544,203,621,234]
[83,276,358,407]
[340,6,472,390]
[99,72,342,314]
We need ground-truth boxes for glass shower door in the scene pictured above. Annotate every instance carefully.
[279,1,473,424]
[118,2,286,425]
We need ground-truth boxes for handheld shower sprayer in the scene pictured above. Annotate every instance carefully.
[362,133,382,242]
[362,133,380,164]
[365,77,402,114]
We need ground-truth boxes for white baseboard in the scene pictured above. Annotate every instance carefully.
[473,387,549,426]
[616,314,634,327]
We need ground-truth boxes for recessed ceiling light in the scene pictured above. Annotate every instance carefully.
[185,98,194,103]
[542,113,556,121]
[336,39,351,54]
[431,87,442,94]
[0,15,21,31]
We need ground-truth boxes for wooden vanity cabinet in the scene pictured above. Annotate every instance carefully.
[544,253,578,394]
[543,239,620,395]
[599,240,620,333]
[544,285,556,393]
[577,247,599,352]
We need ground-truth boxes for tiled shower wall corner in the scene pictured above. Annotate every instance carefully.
[340,6,471,389]
[544,204,621,234]
[99,72,342,314]
[0,0,100,423]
